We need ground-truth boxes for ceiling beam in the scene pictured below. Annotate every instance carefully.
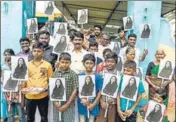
[102,1,121,29]
[161,8,175,17]
[61,2,81,28]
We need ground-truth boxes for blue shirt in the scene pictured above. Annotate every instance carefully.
[118,76,145,112]
[77,72,103,116]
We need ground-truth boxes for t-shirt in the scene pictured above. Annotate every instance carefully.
[77,72,103,116]
[118,76,145,112]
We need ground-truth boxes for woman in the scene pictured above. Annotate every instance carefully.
[122,77,137,99]
[81,76,94,96]
[13,58,27,79]
[145,49,172,122]
[146,104,162,122]
[54,36,67,53]
[125,16,133,29]
[103,76,118,96]
[141,24,150,39]
[159,61,172,79]
[56,23,66,35]
[52,79,65,99]
[28,18,37,34]
[45,2,54,15]
[1,49,15,122]
[78,9,87,24]
[136,68,143,80]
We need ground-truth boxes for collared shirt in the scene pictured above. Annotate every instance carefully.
[118,76,145,112]
[68,49,88,74]
[77,72,103,116]
[119,45,141,66]
[25,60,53,99]
[16,50,30,56]
[28,45,58,69]
[53,68,78,101]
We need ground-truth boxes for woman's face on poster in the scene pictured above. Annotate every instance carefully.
[60,36,66,43]
[56,79,61,86]
[85,76,91,84]
[129,78,135,85]
[165,61,171,68]
[31,19,35,24]
[48,2,52,7]
[81,10,85,15]
[136,68,140,74]
[18,58,24,65]
[154,104,160,112]
[110,76,116,83]
[59,24,64,30]
[144,24,149,30]
[127,17,131,22]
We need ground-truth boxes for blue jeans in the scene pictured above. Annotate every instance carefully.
[7,103,25,122]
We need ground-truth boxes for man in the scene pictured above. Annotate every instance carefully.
[16,37,31,56]
[116,27,128,48]
[119,33,148,65]
[28,30,58,70]
[94,25,102,44]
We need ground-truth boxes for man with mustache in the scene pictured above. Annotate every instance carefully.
[16,37,31,56]
[94,25,102,44]
[28,30,58,70]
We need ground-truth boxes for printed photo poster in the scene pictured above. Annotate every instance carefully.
[140,24,152,39]
[120,75,140,101]
[79,75,96,98]
[53,35,69,54]
[11,56,28,80]
[3,70,19,92]
[158,59,175,80]
[49,78,66,101]
[123,16,133,31]
[54,22,68,35]
[77,9,88,24]
[144,100,165,122]
[101,73,120,98]
[135,67,143,80]
[27,18,38,34]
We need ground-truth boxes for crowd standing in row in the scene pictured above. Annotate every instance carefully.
[1,24,175,122]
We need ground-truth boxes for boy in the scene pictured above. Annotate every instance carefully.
[96,52,120,122]
[22,43,53,122]
[52,52,78,122]
[116,60,145,122]
[77,54,103,122]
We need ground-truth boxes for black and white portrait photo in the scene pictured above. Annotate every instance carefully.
[27,18,38,34]
[145,100,165,122]
[44,1,54,15]
[54,22,67,35]
[140,24,151,39]
[79,75,95,98]
[77,9,88,24]
[112,42,121,56]
[11,56,28,80]
[53,35,68,54]
[135,67,143,80]
[3,71,19,92]
[158,60,174,80]
[121,75,140,101]
[123,16,133,30]
[102,73,119,98]
[49,78,66,101]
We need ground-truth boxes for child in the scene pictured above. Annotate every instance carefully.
[116,60,145,122]
[96,52,120,122]
[52,52,78,122]
[96,48,112,73]
[22,43,53,122]
[77,54,103,122]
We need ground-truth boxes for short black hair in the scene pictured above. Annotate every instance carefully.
[103,48,112,57]
[68,29,77,40]
[94,25,102,31]
[89,41,98,48]
[4,49,15,55]
[105,52,118,63]
[71,31,84,41]
[128,33,137,39]
[32,42,44,50]
[19,37,30,43]
[123,60,136,70]
[117,27,126,33]
[59,52,71,61]
[37,30,50,39]
[82,53,96,64]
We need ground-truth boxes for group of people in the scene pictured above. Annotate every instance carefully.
[0,22,175,122]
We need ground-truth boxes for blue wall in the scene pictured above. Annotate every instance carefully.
[1,1,22,62]
[127,1,162,73]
